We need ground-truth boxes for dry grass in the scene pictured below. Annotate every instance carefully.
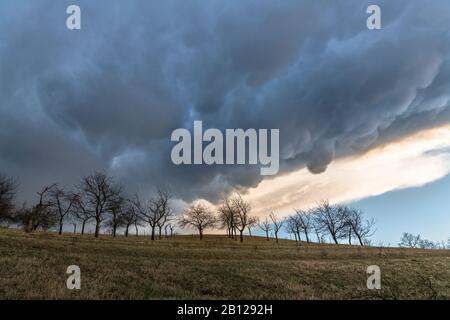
[0,228,449,300]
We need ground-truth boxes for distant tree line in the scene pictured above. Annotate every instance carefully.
[399,232,450,250]
[282,200,376,246]
[1,172,449,248]
[179,197,377,246]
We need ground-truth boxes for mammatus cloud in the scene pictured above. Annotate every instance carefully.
[244,125,450,218]
[1,1,450,205]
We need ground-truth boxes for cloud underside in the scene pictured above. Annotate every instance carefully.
[244,125,450,217]
[1,1,450,205]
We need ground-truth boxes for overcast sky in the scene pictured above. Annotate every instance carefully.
[1,1,450,242]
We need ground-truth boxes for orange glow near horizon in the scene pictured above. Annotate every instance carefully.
[237,125,450,218]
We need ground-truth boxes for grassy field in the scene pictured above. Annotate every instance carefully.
[0,227,449,300]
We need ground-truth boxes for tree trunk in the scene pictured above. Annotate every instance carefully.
[239,230,243,243]
[150,225,155,240]
[81,221,86,235]
[248,228,252,237]
[305,231,310,243]
[265,231,269,241]
[58,220,63,235]
[332,234,338,244]
[135,224,138,236]
[357,234,364,246]
[94,219,100,238]
[275,233,279,243]
[113,226,117,237]
[199,229,203,240]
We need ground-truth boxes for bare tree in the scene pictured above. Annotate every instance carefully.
[285,215,299,242]
[399,232,422,248]
[78,172,122,238]
[345,208,376,246]
[270,212,284,243]
[231,194,254,243]
[419,239,436,249]
[122,201,138,237]
[247,216,259,237]
[314,200,347,244]
[49,185,77,235]
[258,217,272,241]
[132,195,150,238]
[218,197,238,239]
[106,195,126,237]
[435,240,447,250]
[0,174,17,225]
[179,203,216,240]
[133,190,172,240]
[19,185,57,232]
[345,221,353,245]
[156,198,174,239]
[71,193,92,235]
[295,209,313,243]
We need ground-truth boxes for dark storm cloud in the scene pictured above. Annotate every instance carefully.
[1,0,450,202]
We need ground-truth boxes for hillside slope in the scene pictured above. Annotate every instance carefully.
[0,228,449,299]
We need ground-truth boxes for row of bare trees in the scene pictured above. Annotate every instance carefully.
[9,172,444,248]
[399,232,450,249]
[1,172,256,242]
[282,200,376,246]
[0,172,376,245]
[178,198,376,246]
[0,172,176,239]
[179,194,259,242]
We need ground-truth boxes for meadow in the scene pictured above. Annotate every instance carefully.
[0,228,449,300]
